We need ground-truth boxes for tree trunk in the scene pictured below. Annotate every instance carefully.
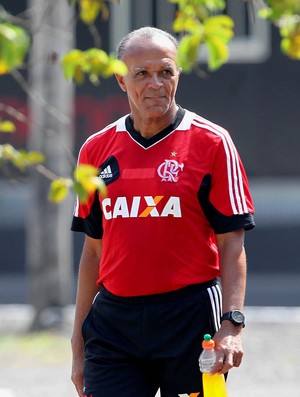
[27,0,75,330]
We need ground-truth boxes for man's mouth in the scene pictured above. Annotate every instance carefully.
[145,96,165,100]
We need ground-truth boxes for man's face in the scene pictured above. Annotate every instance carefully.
[116,36,181,119]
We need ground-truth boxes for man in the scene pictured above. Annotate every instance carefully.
[71,26,255,397]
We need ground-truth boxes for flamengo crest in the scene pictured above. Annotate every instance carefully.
[157,159,184,182]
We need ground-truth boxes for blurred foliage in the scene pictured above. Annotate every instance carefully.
[0,122,45,171]
[171,0,234,71]
[0,140,106,203]
[0,143,45,171]
[78,0,109,25]
[0,118,16,133]
[68,0,112,24]
[62,1,126,84]
[48,164,107,203]
[62,48,127,85]
[0,22,30,74]
[48,178,73,204]
[0,0,299,203]
[259,0,300,59]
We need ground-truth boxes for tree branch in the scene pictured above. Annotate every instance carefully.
[0,103,28,123]
[11,69,71,125]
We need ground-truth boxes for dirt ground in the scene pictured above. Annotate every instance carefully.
[0,305,300,397]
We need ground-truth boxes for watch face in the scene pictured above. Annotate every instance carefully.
[232,310,245,324]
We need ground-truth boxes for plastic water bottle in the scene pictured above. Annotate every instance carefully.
[199,334,216,373]
[199,334,228,397]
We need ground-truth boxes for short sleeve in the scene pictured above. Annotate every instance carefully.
[71,142,103,239]
[198,133,255,234]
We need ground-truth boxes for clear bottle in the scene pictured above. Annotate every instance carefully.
[199,334,216,373]
[199,334,228,397]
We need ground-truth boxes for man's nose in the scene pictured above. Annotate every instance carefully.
[148,73,162,88]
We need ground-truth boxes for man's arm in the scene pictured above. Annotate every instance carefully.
[71,235,102,396]
[211,228,247,375]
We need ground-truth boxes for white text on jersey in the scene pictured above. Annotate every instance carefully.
[102,196,182,219]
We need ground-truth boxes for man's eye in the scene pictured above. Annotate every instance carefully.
[136,70,147,76]
[162,69,173,76]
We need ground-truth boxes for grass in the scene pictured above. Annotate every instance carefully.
[0,331,71,367]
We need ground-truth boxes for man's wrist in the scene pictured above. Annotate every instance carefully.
[221,310,245,328]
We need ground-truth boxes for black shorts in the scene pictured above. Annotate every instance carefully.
[82,279,222,397]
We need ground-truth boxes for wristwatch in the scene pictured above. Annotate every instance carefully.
[221,310,245,328]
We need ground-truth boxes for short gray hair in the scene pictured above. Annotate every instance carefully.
[116,26,178,60]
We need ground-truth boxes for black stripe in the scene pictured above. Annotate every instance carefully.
[125,106,185,148]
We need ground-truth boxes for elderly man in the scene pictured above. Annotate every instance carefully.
[71,26,255,397]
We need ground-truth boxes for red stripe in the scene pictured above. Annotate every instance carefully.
[122,168,156,179]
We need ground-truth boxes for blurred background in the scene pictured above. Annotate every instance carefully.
[0,1,299,396]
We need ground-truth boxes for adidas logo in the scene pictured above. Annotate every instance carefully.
[99,165,113,179]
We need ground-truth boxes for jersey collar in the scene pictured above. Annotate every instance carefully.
[124,106,186,149]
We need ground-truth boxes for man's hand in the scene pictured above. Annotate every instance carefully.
[71,341,85,396]
[210,322,244,375]
[71,236,102,396]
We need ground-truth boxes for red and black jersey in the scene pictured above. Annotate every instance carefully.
[72,107,255,296]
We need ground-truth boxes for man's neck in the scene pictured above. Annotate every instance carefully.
[130,105,178,139]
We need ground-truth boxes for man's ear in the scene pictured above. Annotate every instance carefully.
[115,73,127,92]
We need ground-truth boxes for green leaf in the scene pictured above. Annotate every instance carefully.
[281,33,300,59]
[111,58,128,76]
[72,181,89,203]
[178,34,202,72]
[61,49,127,85]
[80,1,100,24]
[173,13,200,34]
[206,36,229,71]
[0,120,16,133]
[205,15,234,30]
[258,8,273,19]
[61,49,84,81]
[22,150,45,164]
[84,48,109,74]
[73,164,107,202]
[101,57,127,78]
[172,4,234,73]
[79,0,108,25]
[0,22,30,74]
[204,15,234,43]
[75,164,98,182]
[0,144,45,170]
[1,143,18,160]
[89,74,100,85]
[74,65,85,84]
[48,178,70,203]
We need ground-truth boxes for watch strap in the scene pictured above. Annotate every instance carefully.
[221,310,245,327]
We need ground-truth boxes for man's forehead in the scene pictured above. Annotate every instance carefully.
[124,35,177,56]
